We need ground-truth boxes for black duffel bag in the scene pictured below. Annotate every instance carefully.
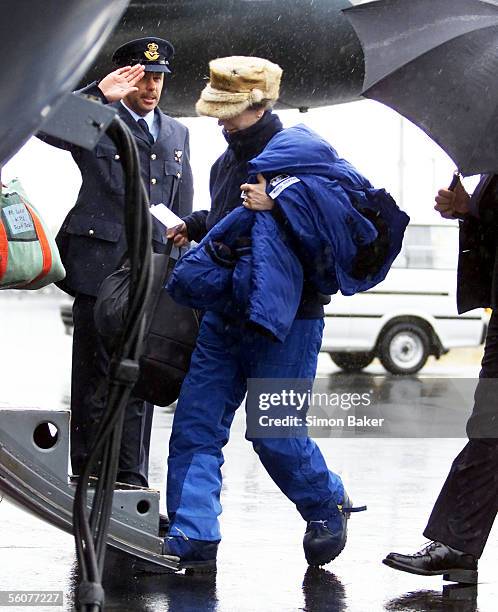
[94,243,199,406]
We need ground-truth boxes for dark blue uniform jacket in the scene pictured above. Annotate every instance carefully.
[38,84,193,297]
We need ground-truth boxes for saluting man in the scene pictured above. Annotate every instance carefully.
[38,37,193,487]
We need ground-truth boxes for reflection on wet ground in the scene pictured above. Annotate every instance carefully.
[307,373,478,438]
[0,296,496,611]
[385,587,478,612]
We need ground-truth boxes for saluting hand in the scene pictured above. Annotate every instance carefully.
[434,179,470,219]
[98,64,145,102]
[240,173,274,211]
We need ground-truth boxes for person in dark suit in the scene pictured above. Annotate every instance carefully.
[383,175,498,584]
[38,37,193,486]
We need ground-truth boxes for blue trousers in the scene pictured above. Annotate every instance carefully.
[167,311,344,541]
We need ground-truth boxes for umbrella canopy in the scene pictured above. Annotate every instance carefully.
[344,0,498,176]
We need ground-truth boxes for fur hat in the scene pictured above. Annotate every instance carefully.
[196,56,282,120]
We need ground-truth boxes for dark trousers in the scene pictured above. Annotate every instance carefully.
[424,310,498,558]
[70,293,153,486]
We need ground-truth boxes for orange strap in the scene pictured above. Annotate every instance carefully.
[22,203,52,288]
[0,217,8,281]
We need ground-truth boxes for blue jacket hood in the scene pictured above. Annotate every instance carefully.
[248,124,372,189]
[168,124,409,341]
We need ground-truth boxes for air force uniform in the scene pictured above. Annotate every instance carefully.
[38,38,193,484]
[54,92,193,296]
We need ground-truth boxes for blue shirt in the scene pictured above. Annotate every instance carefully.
[120,100,159,141]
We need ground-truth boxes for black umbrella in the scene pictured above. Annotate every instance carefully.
[343,0,498,177]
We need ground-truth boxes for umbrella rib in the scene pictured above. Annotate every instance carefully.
[363,21,498,91]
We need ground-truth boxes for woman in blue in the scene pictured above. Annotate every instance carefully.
[164,56,370,573]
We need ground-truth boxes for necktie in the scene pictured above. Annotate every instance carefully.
[137,118,154,146]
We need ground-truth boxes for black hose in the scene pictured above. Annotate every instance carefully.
[73,114,153,611]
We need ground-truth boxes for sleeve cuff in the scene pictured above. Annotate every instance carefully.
[75,81,109,104]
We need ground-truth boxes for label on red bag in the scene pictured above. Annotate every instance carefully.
[1,202,37,241]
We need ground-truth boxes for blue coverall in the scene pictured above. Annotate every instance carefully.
[166,112,344,541]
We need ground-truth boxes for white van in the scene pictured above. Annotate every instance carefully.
[321,223,488,374]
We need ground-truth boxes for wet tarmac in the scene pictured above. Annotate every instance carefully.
[1,294,497,611]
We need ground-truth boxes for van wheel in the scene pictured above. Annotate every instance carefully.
[329,352,374,372]
[378,323,430,375]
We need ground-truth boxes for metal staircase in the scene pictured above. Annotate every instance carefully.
[0,408,178,571]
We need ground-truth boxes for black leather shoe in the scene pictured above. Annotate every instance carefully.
[383,541,478,584]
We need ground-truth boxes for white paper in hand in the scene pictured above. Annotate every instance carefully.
[150,204,183,229]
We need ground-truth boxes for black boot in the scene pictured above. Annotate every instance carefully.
[303,492,366,566]
[383,541,478,584]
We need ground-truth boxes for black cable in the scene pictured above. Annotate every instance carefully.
[74,126,151,608]
[94,409,125,571]
[73,114,153,611]
[89,437,110,537]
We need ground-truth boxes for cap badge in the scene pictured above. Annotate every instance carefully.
[144,42,160,61]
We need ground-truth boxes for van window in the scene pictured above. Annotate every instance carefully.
[392,225,458,271]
